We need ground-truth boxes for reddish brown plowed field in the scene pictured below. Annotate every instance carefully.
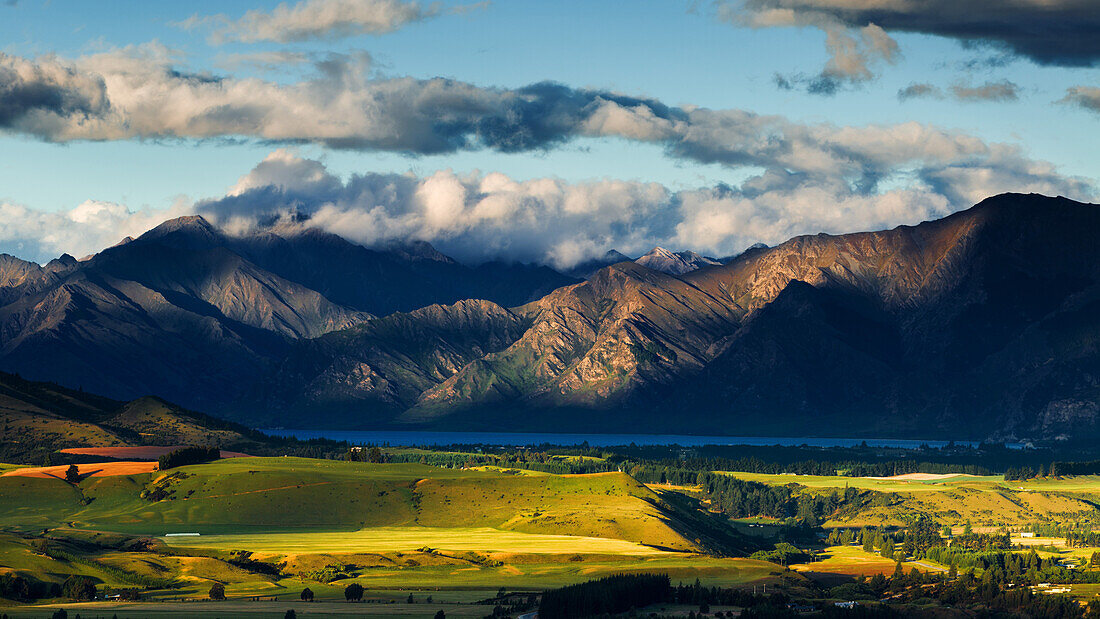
[1,461,158,479]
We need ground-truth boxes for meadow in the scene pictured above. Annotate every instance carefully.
[0,455,788,616]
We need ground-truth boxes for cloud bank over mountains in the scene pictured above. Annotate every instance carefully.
[1,146,1091,269]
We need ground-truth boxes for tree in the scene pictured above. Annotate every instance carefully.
[300,587,314,602]
[344,583,364,601]
[880,538,895,561]
[284,611,297,619]
[963,521,973,535]
[368,446,385,463]
[434,611,446,619]
[208,582,226,601]
[64,465,80,484]
[407,593,415,603]
[61,575,96,601]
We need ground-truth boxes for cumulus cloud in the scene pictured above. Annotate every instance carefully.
[950,80,1019,102]
[1061,86,1100,113]
[718,2,900,93]
[1,146,1092,268]
[0,45,1094,267]
[0,44,1045,193]
[897,82,942,101]
[178,0,465,44]
[0,52,109,132]
[715,0,1100,67]
[0,199,192,263]
[186,149,1090,269]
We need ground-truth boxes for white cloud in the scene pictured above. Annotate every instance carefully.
[0,45,1088,207]
[190,150,1092,269]
[180,0,452,44]
[1,145,1092,268]
[1061,86,1100,113]
[0,199,192,262]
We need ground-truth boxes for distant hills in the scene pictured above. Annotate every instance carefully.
[1,193,1097,441]
[0,370,263,462]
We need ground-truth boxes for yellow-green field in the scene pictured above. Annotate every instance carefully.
[0,455,785,616]
[160,526,669,555]
[722,472,1004,492]
[722,472,1100,527]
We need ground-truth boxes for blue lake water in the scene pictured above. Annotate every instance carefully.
[262,429,994,449]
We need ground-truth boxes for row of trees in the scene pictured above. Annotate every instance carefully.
[538,574,672,618]
[158,446,220,469]
[1003,460,1100,480]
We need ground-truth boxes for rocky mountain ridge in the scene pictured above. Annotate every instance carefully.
[0,193,1096,440]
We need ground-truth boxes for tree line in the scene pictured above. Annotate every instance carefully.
[158,445,220,469]
[1005,460,1100,480]
[538,573,671,618]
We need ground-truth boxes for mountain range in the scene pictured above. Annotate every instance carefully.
[1,193,1097,441]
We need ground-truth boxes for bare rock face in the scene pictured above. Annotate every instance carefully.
[395,194,1100,440]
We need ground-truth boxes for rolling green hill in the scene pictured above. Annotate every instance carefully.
[0,457,743,554]
[0,456,777,614]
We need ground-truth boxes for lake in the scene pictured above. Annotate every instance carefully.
[262,429,998,449]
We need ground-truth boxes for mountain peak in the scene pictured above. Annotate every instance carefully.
[135,215,222,250]
[635,247,720,275]
[564,249,633,279]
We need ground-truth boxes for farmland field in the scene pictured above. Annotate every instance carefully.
[159,525,670,555]
[0,454,788,616]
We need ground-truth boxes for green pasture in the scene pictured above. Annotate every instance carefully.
[160,526,668,555]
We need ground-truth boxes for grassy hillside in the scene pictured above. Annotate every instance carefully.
[0,456,784,617]
[0,371,341,465]
[0,458,730,552]
[720,471,1100,528]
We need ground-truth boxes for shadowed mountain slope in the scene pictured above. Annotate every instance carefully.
[0,217,575,410]
[376,194,1100,440]
[0,194,1096,440]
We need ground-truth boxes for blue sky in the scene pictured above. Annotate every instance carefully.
[0,0,1097,265]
